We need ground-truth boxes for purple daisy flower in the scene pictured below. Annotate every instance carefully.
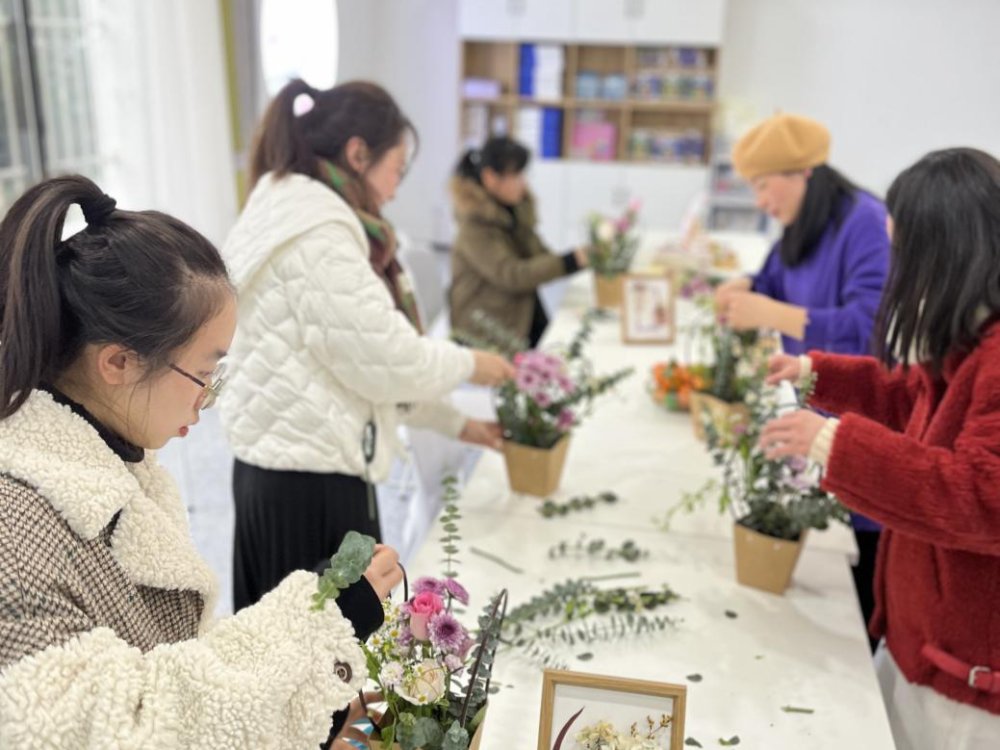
[443,577,470,605]
[412,577,446,597]
[428,612,468,653]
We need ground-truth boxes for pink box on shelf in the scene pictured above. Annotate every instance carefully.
[570,121,618,161]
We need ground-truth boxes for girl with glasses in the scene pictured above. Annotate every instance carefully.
[0,175,401,748]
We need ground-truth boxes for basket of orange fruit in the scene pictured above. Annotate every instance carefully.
[649,360,712,412]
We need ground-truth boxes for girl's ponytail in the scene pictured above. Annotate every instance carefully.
[0,176,111,417]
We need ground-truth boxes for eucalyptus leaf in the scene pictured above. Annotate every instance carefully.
[311,530,375,610]
[442,721,470,750]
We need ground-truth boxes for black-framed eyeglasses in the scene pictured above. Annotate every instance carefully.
[169,362,227,410]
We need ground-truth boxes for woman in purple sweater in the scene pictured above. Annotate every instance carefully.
[715,113,890,648]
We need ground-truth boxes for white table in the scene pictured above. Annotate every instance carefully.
[407,236,894,749]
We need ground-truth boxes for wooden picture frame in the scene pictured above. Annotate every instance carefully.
[620,272,676,345]
[538,669,687,750]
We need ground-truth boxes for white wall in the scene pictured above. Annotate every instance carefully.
[340,0,1000,241]
[336,0,460,245]
[719,0,1000,195]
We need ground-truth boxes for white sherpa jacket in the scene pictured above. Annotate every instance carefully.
[219,172,475,480]
[0,391,366,749]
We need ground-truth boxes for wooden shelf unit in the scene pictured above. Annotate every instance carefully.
[459,40,718,165]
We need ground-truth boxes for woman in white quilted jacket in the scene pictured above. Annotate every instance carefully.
[0,175,403,749]
[220,79,514,612]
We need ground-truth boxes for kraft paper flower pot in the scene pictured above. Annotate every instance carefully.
[370,716,486,750]
[733,522,808,595]
[502,435,571,497]
[593,273,624,308]
[688,390,750,444]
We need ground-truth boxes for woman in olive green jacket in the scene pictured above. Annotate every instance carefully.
[449,137,588,347]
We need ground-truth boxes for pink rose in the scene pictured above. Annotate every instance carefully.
[408,591,444,641]
[410,591,444,616]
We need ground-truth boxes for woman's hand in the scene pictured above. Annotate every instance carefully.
[574,246,591,268]
[459,419,503,450]
[759,410,826,460]
[363,545,402,601]
[328,692,382,749]
[470,350,516,387]
[765,354,804,386]
[713,276,752,315]
[722,290,776,330]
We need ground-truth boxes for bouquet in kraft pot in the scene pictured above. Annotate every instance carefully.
[662,373,848,594]
[588,199,641,308]
[496,312,632,497]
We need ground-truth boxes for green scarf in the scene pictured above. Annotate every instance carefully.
[321,161,423,333]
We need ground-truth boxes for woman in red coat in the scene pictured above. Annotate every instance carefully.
[762,147,1000,750]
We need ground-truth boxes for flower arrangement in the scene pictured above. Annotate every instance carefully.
[568,715,673,750]
[661,372,847,593]
[648,360,711,412]
[496,311,633,450]
[587,199,642,278]
[664,373,848,542]
[358,477,508,750]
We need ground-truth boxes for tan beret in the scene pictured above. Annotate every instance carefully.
[732,113,831,180]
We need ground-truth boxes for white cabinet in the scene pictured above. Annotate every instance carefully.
[460,0,574,41]
[633,0,727,46]
[461,0,728,45]
[527,161,569,249]
[459,0,519,39]
[563,162,632,245]
[572,0,633,43]
[625,163,710,230]
[517,0,575,40]
[572,0,727,45]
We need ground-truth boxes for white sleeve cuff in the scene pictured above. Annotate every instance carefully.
[798,354,813,382]
[399,400,467,438]
[808,417,840,467]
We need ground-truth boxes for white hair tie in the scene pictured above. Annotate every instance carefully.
[293,92,315,117]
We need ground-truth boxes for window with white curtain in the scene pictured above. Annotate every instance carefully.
[0,0,101,216]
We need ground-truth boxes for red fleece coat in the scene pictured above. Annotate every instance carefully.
[810,323,1000,713]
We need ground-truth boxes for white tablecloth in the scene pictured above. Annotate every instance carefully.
[406,234,894,749]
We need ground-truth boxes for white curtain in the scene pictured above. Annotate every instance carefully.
[84,0,238,246]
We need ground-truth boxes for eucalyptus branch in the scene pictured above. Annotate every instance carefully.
[439,475,463,580]
[538,491,620,518]
[549,535,648,563]
[451,309,529,359]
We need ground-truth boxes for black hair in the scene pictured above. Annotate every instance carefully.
[875,147,1000,374]
[250,78,418,206]
[455,136,530,182]
[779,165,859,267]
[0,174,232,418]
